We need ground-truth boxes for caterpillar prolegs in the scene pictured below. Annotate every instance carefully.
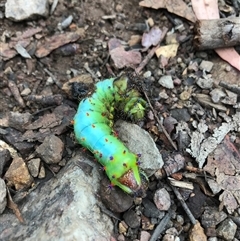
[73,75,148,196]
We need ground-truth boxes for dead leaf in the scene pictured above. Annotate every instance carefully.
[6,187,24,223]
[109,41,142,69]
[139,0,196,23]
[142,26,162,49]
[155,44,179,59]
[35,31,83,58]
[12,27,42,41]
[203,135,240,213]
[187,112,240,168]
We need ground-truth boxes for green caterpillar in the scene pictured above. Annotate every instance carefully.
[73,75,148,196]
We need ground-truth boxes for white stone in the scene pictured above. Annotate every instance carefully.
[5,0,49,21]
[158,75,174,89]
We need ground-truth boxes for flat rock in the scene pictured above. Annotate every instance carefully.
[114,120,163,177]
[5,0,49,21]
[0,153,113,241]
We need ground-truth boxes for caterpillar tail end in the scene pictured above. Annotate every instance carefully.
[117,169,149,197]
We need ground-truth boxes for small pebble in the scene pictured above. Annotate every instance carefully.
[36,135,64,164]
[27,158,41,177]
[153,188,171,211]
[58,15,73,30]
[208,238,218,241]
[176,215,184,225]
[177,57,182,63]
[38,165,46,179]
[175,24,185,32]
[128,35,141,46]
[118,221,128,234]
[21,87,31,96]
[114,22,125,30]
[179,89,191,100]
[162,234,175,241]
[210,88,226,103]
[140,231,151,241]
[199,60,214,72]
[117,234,125,241]
[143,71,151,78]
[196,76,213,89]
[115,4,123,12]
[46,76,54,85]
[173,78,181,86]
[158,75,174,89]
[188,61,198,72]
[147,17,154,27]
[123,209,141,228]
[159,89,169,99]
[225,65,231,72]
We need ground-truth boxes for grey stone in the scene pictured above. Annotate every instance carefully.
[142,198,165,219]
[216,218,237,241]
[100,177,133,213]
[199,60,214,72]
[27,158,41,177]
[158,75,174,89]
[114,120,164,177]
[197,76,213,89]
[143,71,152,78]
[210,88,226,103]
[5,0,49,22]
[201,207,227,228]
[0,153,113,241]
[123,209,141,228]
[8,111,32,132]
[207,179,222,195]
[153,188,171,211]
[36,135,64,164]
[0,178,7,214]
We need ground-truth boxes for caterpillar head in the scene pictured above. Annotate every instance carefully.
[117,169,149,197]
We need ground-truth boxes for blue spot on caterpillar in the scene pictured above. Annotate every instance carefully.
[73,75,148,196]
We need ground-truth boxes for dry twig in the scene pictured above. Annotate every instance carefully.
[143,91,177,150]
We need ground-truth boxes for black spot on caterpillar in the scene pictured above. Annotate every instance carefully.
[73,75,148,196]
